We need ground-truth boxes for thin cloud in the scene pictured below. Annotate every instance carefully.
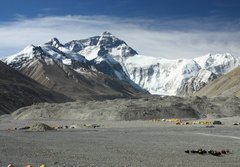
[0,15,240,59]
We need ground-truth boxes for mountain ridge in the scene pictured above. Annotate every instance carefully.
[3,32,240,96]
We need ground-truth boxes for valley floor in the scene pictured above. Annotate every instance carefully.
[1,119,240,167]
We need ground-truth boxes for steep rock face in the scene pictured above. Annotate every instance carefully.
[0,61,71,115]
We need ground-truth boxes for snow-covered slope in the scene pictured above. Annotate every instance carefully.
[3,32,240,96]
[194,53,239,75]
[124,55,201,95]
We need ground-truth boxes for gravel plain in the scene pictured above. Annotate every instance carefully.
[1,95,240,167]
[1,119,240,167]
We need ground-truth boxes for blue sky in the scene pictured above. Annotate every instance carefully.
[2,0,240,20]
[1,0,240,58]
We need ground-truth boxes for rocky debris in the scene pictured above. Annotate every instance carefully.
[17,124,81,131]
[84,124,101,128]
[9,96,240,121]
[233,123,240,125]
[7,124,78,131]
[213,120,222,125]
[185,149,231,157]
[29,122,54,131]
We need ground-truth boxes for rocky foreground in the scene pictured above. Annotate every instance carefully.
[0,118,240,167]
[1,95,240,167]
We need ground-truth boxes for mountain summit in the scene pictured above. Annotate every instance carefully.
[45,37,63,48]
[3,32,240,96]
[3,33,146,99]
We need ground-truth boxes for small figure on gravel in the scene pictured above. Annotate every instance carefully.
[7,164,15,167]
[40,164,47,167]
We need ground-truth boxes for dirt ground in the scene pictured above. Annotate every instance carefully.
[0,119,240,167]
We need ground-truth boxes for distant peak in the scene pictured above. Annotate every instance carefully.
[52,37,60,42]
[22,44,35,52]
[45,37,62,47]
[101,31,113,37]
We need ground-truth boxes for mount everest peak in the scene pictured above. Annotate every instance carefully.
[2,31,240,96]
[45,37,63,48]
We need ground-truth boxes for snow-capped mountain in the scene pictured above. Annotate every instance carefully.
[62,32,240,95]
[124,53,239,95]
[64,31,137,72]
[3,32,240,96]
[43,34,140,88]
[2,37,147,100]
